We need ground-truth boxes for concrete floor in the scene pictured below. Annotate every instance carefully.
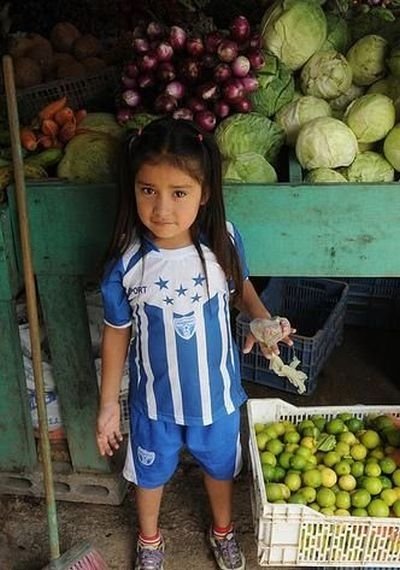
[1,326,400,570]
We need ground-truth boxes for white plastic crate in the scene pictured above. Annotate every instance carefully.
[247,398,400,567]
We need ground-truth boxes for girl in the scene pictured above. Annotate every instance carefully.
[96,117,293,570]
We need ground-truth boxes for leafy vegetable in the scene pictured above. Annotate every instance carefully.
[249,52,294,117]
[342,151,394,182]
[300,50,353,100]
[344,93,396,143]
[275,95,331,146]
[305,168,347,183]
[346,35,388,86]
[223,152,277,183]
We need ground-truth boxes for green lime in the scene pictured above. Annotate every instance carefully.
[335,442,351,457]
[339,432,357,446]
[346,418,364,433]
[296,446,312,460]
[254,423,265,434]
[338,474,357,492]
[351,461,364,478]
[334,460,351,476]
[260,451,277,467]
[316,488,336,508]
[367,498,390,517]
[278,451,293,470]
[312,416,326,432]
[374,415,396,432]
[284,430,301,444]
[298,419,316,433]
[290,455,307,471]
[364,462,381,478]
[381,488,398,507]
[320,507,335,516]
[309,502,320,512]
[335,490,351,510]
[392,499,400,517]
[272,466,286,482]
[384,429,400,447]
[266,483,284,502]
[392,469,400,487]
[323,451,341,467]
[326,418,346,435]
[302,468,322,489]
[360,476,383,496]
[335,508,351,516]
[288,492,308,505]
[282,420,296,432]
[350,443,367,461]
[256,432,270,451]
[262,464,276,482]
[302,426,320,438]
[379,457,397,475]
[369,448,385,460]
[266,438,284,456]
[360,430,381,450]
[300,436,316,451]
[338,412,353,422]
[285,443,299,454]
[352,507,368,517]
[351,489,371,509]
[284,472,302,492]
[379,475,393,490]
[271,422,286,436]
[299,486,317,504]
[279,483,291,500]
[320,467,337,488]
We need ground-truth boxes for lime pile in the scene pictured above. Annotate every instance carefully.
[255,413,400,517]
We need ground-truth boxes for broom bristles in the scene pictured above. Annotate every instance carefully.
[43,542,109,569]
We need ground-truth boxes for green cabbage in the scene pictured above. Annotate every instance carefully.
[305,168,347,183]
[215,113,285,164]
[78,112,125,140]
[296,117,358,169]
[342,151,394,182]
[330,84,365,112]
[346,35,388,86]
[300,50,353,100]
[383,124,400,171]
[275,95,331,146]
[321,14,351,54]
[223,153,277,183]
[344,93,396,143]
[249,52,294,117]
[261,0,327,71]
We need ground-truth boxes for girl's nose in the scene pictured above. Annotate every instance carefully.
[153,195,171,215]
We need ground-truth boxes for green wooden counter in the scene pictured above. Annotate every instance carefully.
[4,179,400,473]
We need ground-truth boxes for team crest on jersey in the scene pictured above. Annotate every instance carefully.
[173,311,196,340]
[137,446,156,466]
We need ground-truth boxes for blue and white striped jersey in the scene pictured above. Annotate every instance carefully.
[101,222,249,426]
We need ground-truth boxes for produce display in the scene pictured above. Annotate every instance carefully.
[255,412,400,517]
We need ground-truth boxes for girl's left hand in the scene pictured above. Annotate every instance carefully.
[242,320,296,360]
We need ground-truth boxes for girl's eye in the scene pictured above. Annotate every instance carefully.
[174,190,187,198]
[141,186,155,195]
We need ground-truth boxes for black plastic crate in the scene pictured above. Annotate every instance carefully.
[338,278,400,329]
[236,278,349,395]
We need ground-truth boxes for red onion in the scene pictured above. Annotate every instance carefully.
[233,98,252,113]
[165,80,186,100]
[121,74,137,89]
[173,108,194,121]
[203,54,218,69]
[187,97,207,113]
[169,25,187,51]
[132,37,150,54]
[157,62,176,83]
[214,63,232,84]
[156,41,174,62]
[217,40,239,63]
[139,52,158,72]
[232,55,251,78]
[204,31,224,53]
[116,108,134,124]
[132,25,145,39]
[197,82,219,101]
[230,16,251,43]
[122,89,141,108]
[248,50,265,71]
[125,62,139,79]
[241,75,259,93]
[154,94,178,114]
[249,34,262,50]
[223,79,245,102]
[186,36,205,58]
[214,100,230,119]
[146,21,164,41]
[194,110,216,132]
[137,72,155,89]
[180,59,202,83]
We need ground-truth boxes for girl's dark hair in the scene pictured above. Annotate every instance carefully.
[108,117,243,298]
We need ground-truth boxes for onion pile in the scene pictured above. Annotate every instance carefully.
[117,16,263,131]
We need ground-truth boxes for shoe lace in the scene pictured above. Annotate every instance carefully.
[137,545,164,570]
[217,532,242,567]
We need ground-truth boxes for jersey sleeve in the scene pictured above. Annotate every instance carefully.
[101,257,132,328]
[227,222,250,280]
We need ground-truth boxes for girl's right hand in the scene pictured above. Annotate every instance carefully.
[96,402,123,457]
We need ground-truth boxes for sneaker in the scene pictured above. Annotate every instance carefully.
[134,537,165,570]
[208,527,246,570]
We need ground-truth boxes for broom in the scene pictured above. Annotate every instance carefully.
[2,54,109,570]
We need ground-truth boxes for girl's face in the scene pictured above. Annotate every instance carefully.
[135,161,206,249]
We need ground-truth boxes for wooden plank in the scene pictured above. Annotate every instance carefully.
[0,204,21,300]
[38,275,109,473]
[15,181,400,277]
[0,300,36,470]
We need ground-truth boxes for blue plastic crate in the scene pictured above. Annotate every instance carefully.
[236,278,349,395]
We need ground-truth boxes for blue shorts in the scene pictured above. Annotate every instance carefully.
[123,410,242,488]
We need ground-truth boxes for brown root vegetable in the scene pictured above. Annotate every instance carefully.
[59,121,77,143]
[20,128,38,151]
[38,96,67,121]
[82,57,106,73]
[74,109,88,125]
[54,107,75,126]
[53,52,75,68]
[14,57,43,88]
[72,35,102,61]
[56,60,86,79]
[37,135,54,149]
[27,44,54,75]
[41,119,59,137]
[8,36,35,58]
[50,22,81,53]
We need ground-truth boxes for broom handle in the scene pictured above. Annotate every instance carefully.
[2,55,61,561]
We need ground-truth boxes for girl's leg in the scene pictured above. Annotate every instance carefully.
[135,485,164,537]
[203,474,233,528]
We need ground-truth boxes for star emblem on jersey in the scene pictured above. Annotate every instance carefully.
[175,284,188,296]
[155,276,169,290]
[163,296,174,305]
[192,273,206,287]
[191,293,202,303]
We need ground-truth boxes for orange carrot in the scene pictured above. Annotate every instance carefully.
[54,107,75,126]
[20,128,38,151]
[59,121,76,143]
[37,135,54,149]
[74,108,88,125]
[41,119,59,137]
[38,96,67,121]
